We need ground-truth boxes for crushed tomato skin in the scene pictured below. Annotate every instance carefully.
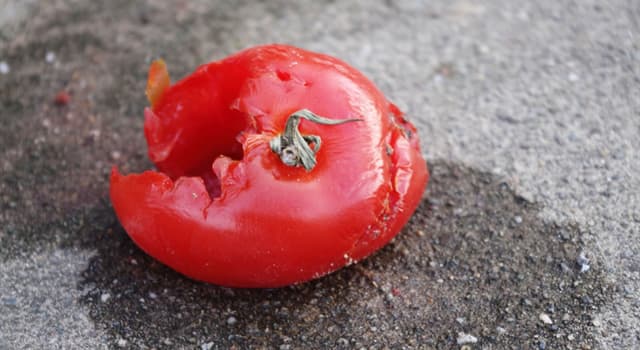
[110,44,429,288]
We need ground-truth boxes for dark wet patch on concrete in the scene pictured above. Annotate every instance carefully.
[77,161,611,349]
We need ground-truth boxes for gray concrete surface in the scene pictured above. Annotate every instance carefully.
[1,0,638,349]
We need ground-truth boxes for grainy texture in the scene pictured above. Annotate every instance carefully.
[0,0,637,349]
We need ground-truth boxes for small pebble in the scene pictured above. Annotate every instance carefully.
[227,316,237,325]
[514,215,523,224]
[577,252,590,273]
[201,342,214,350]
[111,151,122,160]
[116,338,127,347]
[1,297,17,306]
[456,332,478,344]
[100,293,111,303]
[539,313,553,325]
[0,61,9,74]
[560,262,572,273]
[496,326,507,335]
[148,292,158,299]
[45,51,56,63]
[539,339,547,350]
[456,317,465,324]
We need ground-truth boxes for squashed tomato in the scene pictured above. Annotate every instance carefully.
[110,44,428,288]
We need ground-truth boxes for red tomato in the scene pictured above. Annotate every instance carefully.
[110,44,428,287]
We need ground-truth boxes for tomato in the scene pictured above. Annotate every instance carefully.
[110,44,428,288]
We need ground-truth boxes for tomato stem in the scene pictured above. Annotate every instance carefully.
[270,109,362,171]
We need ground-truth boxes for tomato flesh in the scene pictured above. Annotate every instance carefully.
[110,44,428,287]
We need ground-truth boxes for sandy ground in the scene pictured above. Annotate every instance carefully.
[1,0,638,349]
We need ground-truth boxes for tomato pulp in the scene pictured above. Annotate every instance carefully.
[110,44,428,287]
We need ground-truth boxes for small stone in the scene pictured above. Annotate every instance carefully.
[116,338,127,347]
[539,313,553,325]
[0,61,9,74]
[567,334,575,341]
[456,317,465,324]
[576,252,590,272]
[45,51,56,63]
[496,326,507,335]
[592,319,601,327]
[539,339,547,350]
[562,314,571,322]
[456,332,478,344]
[337,338,349,346]
[100,293,111,303]
[546,303,555,314]
[201,342,214,350]
[148,292,158,299]
[1,297,17,306]
[227,316,237,325]
[514,216,523,224]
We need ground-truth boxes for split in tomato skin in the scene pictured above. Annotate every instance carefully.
[110,44,429,288]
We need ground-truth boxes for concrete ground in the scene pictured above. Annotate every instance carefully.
[1,0,638,349]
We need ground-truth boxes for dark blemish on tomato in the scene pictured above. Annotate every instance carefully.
[276,70,291,81]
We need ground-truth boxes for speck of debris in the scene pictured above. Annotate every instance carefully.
[539,313,553,325]
[116,338,127,347]
[1,297,17,306]
[0,61,10,74]
[539,339,547,350]
[577,252,591,273]
[45,51,56,63]
[100,293,111,303]
[457,332,478,344]
[226,316,237,325]
[200,342,214,350]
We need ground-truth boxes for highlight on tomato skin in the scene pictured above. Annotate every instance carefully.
[110,44,429,288]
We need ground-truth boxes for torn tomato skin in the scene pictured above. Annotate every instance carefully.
[110,44,428,288]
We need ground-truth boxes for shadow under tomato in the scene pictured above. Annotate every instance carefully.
[78,160,611,349]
